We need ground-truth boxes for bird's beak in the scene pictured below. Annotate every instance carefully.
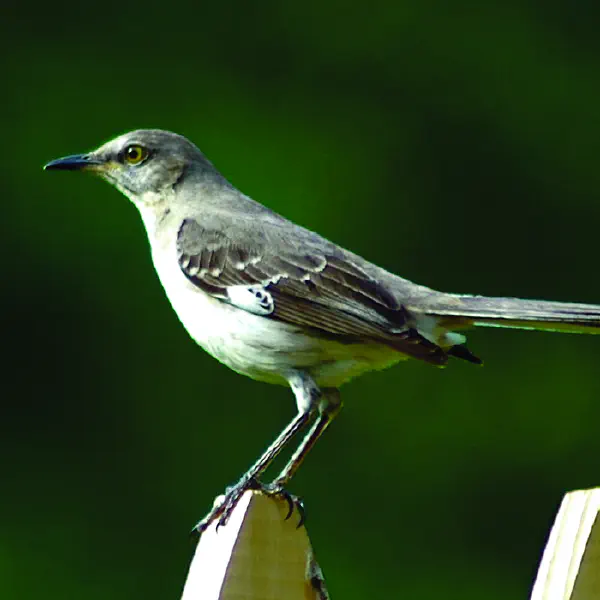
[44,153,104,172]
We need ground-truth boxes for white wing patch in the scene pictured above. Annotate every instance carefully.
[227,284,274,316]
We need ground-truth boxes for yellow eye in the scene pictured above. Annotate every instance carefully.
[123,144,148,165]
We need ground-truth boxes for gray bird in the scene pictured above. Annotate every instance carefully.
[45,129,600,531]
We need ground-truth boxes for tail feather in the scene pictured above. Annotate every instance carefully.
[419,294,600,335]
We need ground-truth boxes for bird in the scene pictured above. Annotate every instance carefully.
[45,129,600,531]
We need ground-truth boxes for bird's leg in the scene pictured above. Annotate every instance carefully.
[272,388,342,489]
[261,389,342,526]
[193,371,321,532]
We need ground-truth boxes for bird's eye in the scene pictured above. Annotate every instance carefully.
[123,144,148,165]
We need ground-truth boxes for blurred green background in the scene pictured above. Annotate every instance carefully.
[3,2,600,598]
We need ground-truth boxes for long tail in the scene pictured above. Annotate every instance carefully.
[419,294,600,335]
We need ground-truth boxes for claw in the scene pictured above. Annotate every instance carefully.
[261,483,305,528]
[295,498,306,529]
[282,491,295,520]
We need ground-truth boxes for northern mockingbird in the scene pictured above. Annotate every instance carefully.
[45,129,600,531]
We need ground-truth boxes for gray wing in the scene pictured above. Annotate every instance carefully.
[176,218,447,364]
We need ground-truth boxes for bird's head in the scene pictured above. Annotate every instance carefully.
[44,129,216,207]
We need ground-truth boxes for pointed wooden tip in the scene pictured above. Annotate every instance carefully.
[181,490,329,600]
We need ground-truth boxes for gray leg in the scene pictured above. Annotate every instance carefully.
[272,388,342,488]
[194,371,322,532]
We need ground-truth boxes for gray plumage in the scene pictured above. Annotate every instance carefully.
[44,129,600,530]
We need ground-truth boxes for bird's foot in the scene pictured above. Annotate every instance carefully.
[192,477,305,534]
[261,481,306,529]
[192,475,257,534]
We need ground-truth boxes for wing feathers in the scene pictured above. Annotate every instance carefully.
[176,219,447,364]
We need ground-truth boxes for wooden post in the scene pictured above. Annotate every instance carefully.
[531,488,600,600]
[181,491,329,600]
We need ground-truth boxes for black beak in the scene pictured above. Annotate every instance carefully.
[44,154,103,171]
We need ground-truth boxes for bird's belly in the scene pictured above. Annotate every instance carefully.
[152,249,405,387]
